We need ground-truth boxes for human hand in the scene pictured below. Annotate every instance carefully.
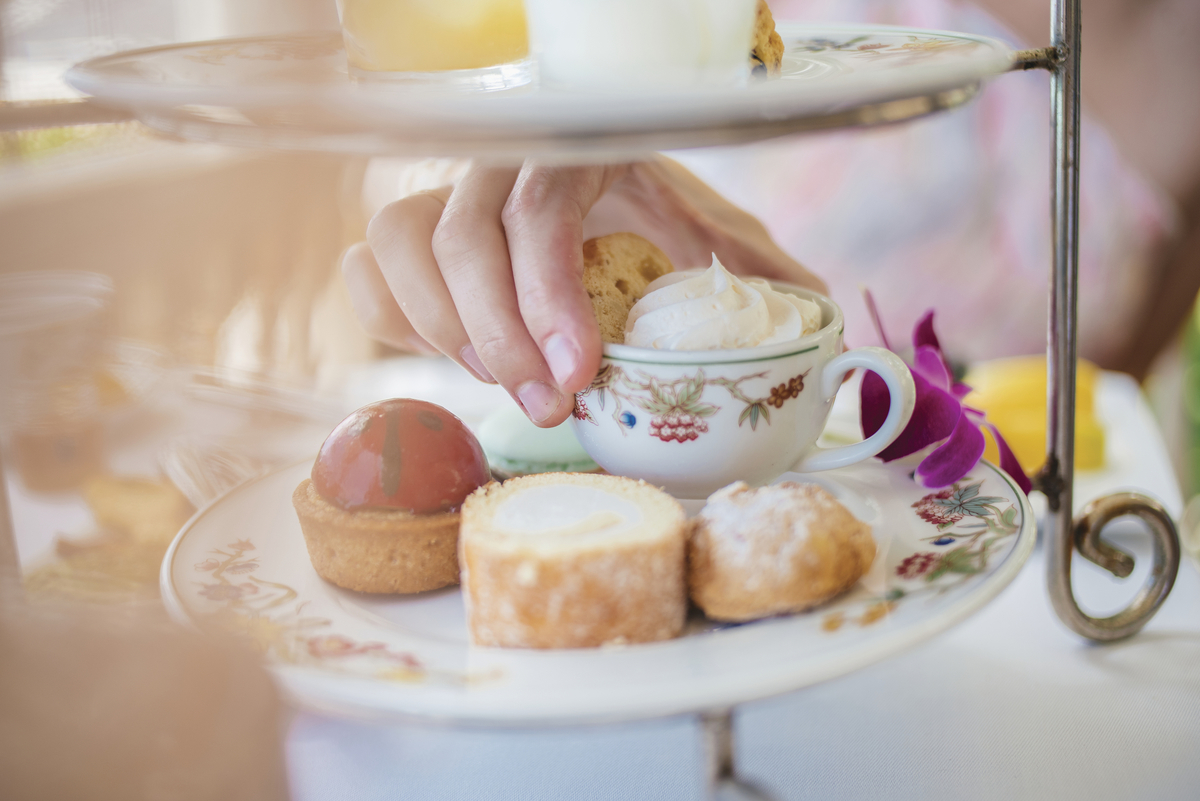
[343,155,826,427]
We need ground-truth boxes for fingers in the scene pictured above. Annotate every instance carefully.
[432,164,590,426]
[365,164,616,428]
[340,242,437,354]
[502,163,623,395]
[366,186,496,382]
[359,156,814,429]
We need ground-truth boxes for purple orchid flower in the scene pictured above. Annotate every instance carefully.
[859,293,1032,494]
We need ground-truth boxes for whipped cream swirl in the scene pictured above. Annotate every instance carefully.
[624,257,822,350]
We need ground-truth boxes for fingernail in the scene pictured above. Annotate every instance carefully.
[543,333,579,388]
[516,380,562,424]
[460,345,496,383]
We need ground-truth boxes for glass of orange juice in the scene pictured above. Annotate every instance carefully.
[337,0,531,90]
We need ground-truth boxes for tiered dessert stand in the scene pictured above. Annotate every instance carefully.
[0,1,1181,798]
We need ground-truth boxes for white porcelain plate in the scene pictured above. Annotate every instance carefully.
[67,25,1014,157]
[162,457,1034,725]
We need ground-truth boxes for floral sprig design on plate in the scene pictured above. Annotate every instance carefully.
[820,594,901,632]
[897,480,1020,583]
[913,481,1009,531]
[820,479,1022,633]
[192,538,499,686]
[575,364,809,440]
[792,34,977,61]
[194,538,296,611]
[794,35,873,53]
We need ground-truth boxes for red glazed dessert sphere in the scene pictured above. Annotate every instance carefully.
[312,399,490,514]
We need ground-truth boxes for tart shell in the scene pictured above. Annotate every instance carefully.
[292,478,460,594]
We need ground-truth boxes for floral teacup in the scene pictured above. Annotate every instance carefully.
[569,285,916,498]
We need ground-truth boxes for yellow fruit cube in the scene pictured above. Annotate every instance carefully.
[966,356,1105,475]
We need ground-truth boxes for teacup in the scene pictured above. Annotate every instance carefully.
[523,0,759,89]
[0,271,113,492]
[569,285,916,498]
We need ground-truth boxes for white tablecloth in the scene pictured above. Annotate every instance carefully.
[285,529,1200,801]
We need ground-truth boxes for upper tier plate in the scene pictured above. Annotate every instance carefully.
[66,24,1015,159]
[161,457,1034,726]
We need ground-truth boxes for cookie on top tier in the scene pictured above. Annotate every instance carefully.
[752,0,785,77]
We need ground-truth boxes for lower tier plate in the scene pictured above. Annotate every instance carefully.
[161,457,1034,725]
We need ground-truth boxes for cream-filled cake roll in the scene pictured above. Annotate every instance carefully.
[460,473,687,649]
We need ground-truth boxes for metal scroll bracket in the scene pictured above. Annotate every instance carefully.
[1037,0,1181,641]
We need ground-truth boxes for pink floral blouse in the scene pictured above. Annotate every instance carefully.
[674,0,1175,366]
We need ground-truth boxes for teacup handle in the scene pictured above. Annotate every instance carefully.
[794,347,915,473]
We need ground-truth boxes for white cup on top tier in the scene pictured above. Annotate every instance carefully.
[523,0,759,90]
[569,267,916,499]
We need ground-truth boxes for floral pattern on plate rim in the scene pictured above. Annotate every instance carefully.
[791,34,981,62]
[191,538,500,686]
[573,364,809,442]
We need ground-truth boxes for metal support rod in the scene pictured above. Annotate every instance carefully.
[700,710,773,801]
[1042,0,1179,640]
[1043,0,1083,625]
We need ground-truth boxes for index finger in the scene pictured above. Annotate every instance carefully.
[501,163,627,396]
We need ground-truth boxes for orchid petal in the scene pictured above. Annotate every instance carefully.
[916,411,987,488]
[912,345,953,391]
[861,294,1014,488]
[862,369,961,462]
[986,422,1033,494]
[860,286,893,351]
[912,310,941,352]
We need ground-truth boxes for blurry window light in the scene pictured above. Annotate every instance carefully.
[1,0,338,103]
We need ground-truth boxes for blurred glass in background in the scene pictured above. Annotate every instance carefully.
[0,271,112,492]
[2,0,375,410]
[1,6,350,797]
